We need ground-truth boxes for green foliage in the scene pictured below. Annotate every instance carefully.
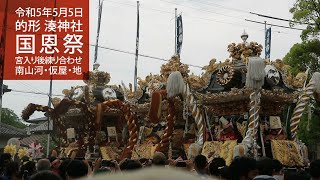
[41,137,57,158]
[283,39,320,76]
[1,108,26,129]
[290,0,320,40]
[297,102,320,146]
[286,0,320,155]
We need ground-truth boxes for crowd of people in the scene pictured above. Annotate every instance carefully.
[1,151,320,180]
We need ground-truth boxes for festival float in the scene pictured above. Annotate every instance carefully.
[20,32,320,167]
[197,32,320,166]
[193,32,318,166]
[21,63,139,160]
[127,31,320,167]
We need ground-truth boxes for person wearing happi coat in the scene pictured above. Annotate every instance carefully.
[219,117,239,141]
[264,116,286,141]
[264,116,286,158]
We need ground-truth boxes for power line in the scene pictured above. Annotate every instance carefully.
[159,0,309,31]
[10,89,64,97]
[106,0,173,15]
[106,0,248,27]
[18,81,51,98]
[103,0,284,34]
[185,15,246,27]
[188,0,251,14]
[249,12,313,25]
[105,0,300,34]
[257,28,288,34]
[0,25,204,69]
[188,0,308,28]
[187,0,308,27]
[94,45,204,68]
[245,19,305,31]
[158,0,240,19]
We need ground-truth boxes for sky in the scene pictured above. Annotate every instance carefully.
[2,0,303,121]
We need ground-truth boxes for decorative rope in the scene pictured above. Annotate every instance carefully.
[243,90,261,159]
[155,98,175,153]
[96,99,138,160]
[185,84,204,145]
[290,81,315,140]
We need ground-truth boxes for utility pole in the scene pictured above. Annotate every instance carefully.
[264,21,267,59]
[46,77,52,157]
[174,8,177,55]
[46,0,57,157]
[134,1,140,92]
[93,0,104,70]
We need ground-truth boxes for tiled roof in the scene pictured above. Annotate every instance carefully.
[29,120,53,132]
[25,123,39,130]
[20,134,49,146]
[0,123,27,137]
[26,117,48,123]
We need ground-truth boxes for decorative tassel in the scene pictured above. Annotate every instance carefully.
[168,142,172,160]
[307,105,311,131]
[245,56,265,159]
[96,103,102,131]
[311,72,320,94]
[183,99,188,138]
[204,107,213,141]
[121,81,129,101]
[245,57,265,89]
[149,91,162,124]
[166,71,185,98]
[138,126,145,145]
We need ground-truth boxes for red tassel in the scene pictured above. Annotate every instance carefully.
[204,127,207,141]
[149,91,162,123]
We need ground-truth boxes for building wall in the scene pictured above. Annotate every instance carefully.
[0,137,9,149]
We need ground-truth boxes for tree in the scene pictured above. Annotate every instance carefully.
[297,102,320,160]
[1,108,26,129]
[298,110,320,146]
[290,0,320,40]
[283,39,320,76]
[41,138,57,158]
